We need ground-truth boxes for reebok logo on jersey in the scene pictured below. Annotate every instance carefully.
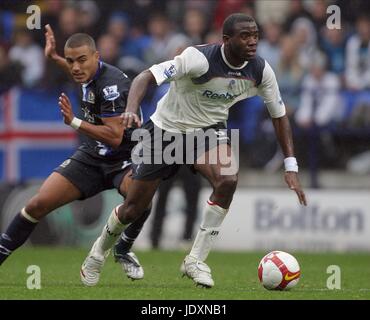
[202,90,241,100]
[103,85,119,101]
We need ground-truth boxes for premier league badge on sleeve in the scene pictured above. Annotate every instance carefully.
[164,64,177,79]
[103,85,120,101]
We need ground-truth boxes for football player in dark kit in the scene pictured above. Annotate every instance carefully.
[0,25,149,286]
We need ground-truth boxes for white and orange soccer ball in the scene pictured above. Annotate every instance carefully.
[258,251,301,290]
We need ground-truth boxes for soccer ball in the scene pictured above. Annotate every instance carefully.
[258,251,301,290]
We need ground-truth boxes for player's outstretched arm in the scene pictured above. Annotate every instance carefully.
[44,24,70,74]
[272,115,307,206]
[58,93,123,148]
[122,69,156,129]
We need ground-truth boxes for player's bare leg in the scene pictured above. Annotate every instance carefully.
[181,144,238,288]
[115,178,160,278]
[0,172,82,265]
[80,203,125,286]
[26,172,83,219]
[81,171,156,285]
[117,178,161,223]
[114,170,152,280]
[81,170,130,286]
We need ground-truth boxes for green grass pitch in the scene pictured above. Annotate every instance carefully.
[0,247,369,300]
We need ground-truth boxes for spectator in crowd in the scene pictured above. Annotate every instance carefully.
[320,27,347,77]
[106,12,141,59]
[295,50,343,128]
[42,5,81,89]
[276,35,305,114]
[167,0,216,27]
[257,21,282,71]
[55,5,81,51]
[106,12,130,55]
[283,0,313,32]
[96,33,120,67]
[144,13,179,65]
[264,35,305,172]
[309,0,330,35]
[0,46,22,94]
[254,0,288,25]
[105,12,150,78]
[295,50,343,187]
[291,17,318,70]
[77,0,100,39]
[183,8,208,45]
[345,14,370,90]
[212,0,253,30]
[8,29,44,88]
[98,0,168,31]
[336,0,370,25]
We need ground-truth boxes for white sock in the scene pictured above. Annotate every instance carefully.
[189,200,228,261]
[95,205,126,256]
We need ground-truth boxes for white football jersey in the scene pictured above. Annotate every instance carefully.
[149,43,286,133]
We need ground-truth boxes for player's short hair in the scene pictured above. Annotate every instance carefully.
[64,33,96,51]
[223,13,256,37]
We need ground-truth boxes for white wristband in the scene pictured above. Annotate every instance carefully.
[70,117,82,130]
[284,157,298,172]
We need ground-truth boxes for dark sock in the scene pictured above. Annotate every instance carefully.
[0,213,38,265]
[115,208,151,255]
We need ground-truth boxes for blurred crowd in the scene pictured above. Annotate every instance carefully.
[1,0,370,181]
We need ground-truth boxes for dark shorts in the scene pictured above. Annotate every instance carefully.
[131,120,230,181]
[54,150,131,199]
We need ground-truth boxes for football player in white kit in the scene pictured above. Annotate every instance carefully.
[86,13,307,288]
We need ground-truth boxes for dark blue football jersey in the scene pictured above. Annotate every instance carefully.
[73,61,137,163]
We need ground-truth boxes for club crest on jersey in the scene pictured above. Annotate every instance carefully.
[164,64,177,79]
[87,90,95,103]
[228,79,236,89]
[103,85,119,101]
